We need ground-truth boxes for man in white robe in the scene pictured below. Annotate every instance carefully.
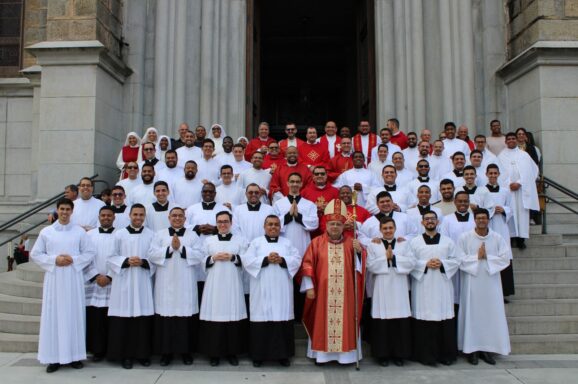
[71,177,105,231]
[148,207,203,366]
[172,160,203,208]
[243,215,301,367]
[107,204,155,369]
[367,144,391,178]
[459,166,495,216]
[409,211,460,366]
[406,185,444,230]
[156,150,184,190]
[176,130,202,168]
[441,151,467,190]
[406,159,440,206]
[391,152,414,186]
[458,209,511,365]
[333,151,381,208]
[84,206,116,362]
[199,211,249,366]
[144,181,174,232]
[127,163,156,206]
[110,185,130,228]
[429,140,453,180]
[405,140,431,177]
[366,217,415,366]
[366,165,413,214]
[216,164,243,209]
[31,198,96,373]
[196,139,222,185]
[498,132,540,249]
[116,161,142,196]
[237,151,272,205]
[442,122,471,157]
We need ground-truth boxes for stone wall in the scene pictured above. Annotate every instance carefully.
[507,0,578,58]
[22,0,48,69]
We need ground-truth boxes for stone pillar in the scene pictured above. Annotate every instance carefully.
[375,0,395,129]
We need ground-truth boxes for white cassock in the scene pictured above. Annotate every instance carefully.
[176,146,202,168]
[365,185,413,214]
[84,227,115,307]
[237,167,272,204]
[116,178,142,196]
[457,230,511,355]
[409,233,460,321]
[216,182,243,207]
[138,159,166,173]
[333,168,381,207]
[460,186,496,217]
[441,170,466,189]
[406,177,441,205]
[487,184,513,259]
[367,159,391,179]
[441,212,475,304]
[371,142,401,163]
[71,197,105,229]
[402,148,420,173]
[406,205,444,233]
[31,222,96,364]
[442,138,471,158]
[395,168,415,186]
[367,239,415,319]
[200,234,248,321]
[242,236,301,321]
[144,201,174,232]
[429,155,453,180]
[498,147,539,239]
[156,166,184,190]
[359,212,418,248]
[107,226,155,317]
[128,183,156,206]
[111,205,130,229]
[172,177,203,208]
[273,196,319,257]
[196,157,222,185]
[148,227,204,316]
[480,149,501,171]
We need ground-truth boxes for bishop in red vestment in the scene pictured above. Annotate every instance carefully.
[301,166,339,238]
[319,186,371,239]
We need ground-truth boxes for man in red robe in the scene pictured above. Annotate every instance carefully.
[262,142,285,171]
[245,122,277,161]
[269,146,312,201]
[302,166,339,238]
[300,199,366,364]
[352,120,378,164]
[328,136,354,182]
[279,122,305,155]
[319,185,371,239]
[299,127,331,169]
[318,121,342,158]
[387,118,408,150]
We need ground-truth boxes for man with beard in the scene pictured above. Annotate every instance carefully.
[366,165,413,214]
[262,141,285,172]
[333,151,380,208]
[194,125,207,148]
[406,140,432,176]
[279,122,305,154]
[176,130,202,167]
[299,126,330,169]
[406,160,440,205]
[171,161,203,208]
[368,144,390,179]
[352,120,378,164]
[387,118,408,149]
[442,122,470,157]
[148,207,203,366]
[486,120,506,156]
[128,164,157,206]
[269,146,312,202]
[157,150,183,189]
[441,151,467,189]
[238,151,272,204]
[302,166,339,237]
[319,120,342,158]
[245,122,277,161]
[243,215,301,367]
[71,177,105,231]
[402,131,419,166]
[139,142,166,172]
[117,161,142,196]
[319,185,371,239]
[370,128,401,164]
[429,140,453,180]
[110,185,130,228]
[433,179,457,216]
[327,136,354,182]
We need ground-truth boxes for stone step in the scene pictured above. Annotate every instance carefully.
[510,334,578,354]
[514,284,578,300]
[0,332,38,352]
[508,315,578,335]
[541,224,578,235]
[0,293,41,316]
[505,299,578,317]
[514,270,578,284]
[512,244,578,258]
[0,273,42,299]
[0,312,39,334]
[15,262,44,283]
[526,234,563,247]
[514,257,578,270]
[543,213,578,224]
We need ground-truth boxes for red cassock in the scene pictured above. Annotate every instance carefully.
[298,142,331,168]
[319,204,371,239]
[301,184,340,237]
[352,133,378,163]
[318,135,342,158]
[268,163,312,198]
[300,234,366,354]
[327,154,353,183]
[279,138,305,156]
[390,131,408,150]
[262,154,285,170]
[245,137,277,161]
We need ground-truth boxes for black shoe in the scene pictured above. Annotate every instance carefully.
[314,361,325,366]
[210,357,220,366]
[91,354,104,362]
[138,358,151,367]
[479,352,496,365]
[518,239,527,250]
[70,361,83,369]
[227,355,239,366]
[422,361,437,367]
[279,359,291,367]
[392,358,404,367]
[160,355,172,367]
[503,298,510,304]
[378,358,389,367]
[468,352,479,365]
[182,354,193,365]
[253,360,262,367]
[46,363,60,373]
[438,359,453,366]
[122,359,133,369]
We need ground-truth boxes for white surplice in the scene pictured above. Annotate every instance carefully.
[84,227,116,307]
[196,157,223,185]
[367,159,392,179]
[459,185,496,217]
[487,185,513,259]
[429,155,453,181]
[216,182,243,207]
[273,196,319,257]
[359,212,418,248]
[442,138,471,158]
[457,230,511,355]
[116,177,142,197]
[237,167,272,204]
[333,168,381,207]
[172,177,203,208]
[127,182,156,206]
[406,177,441,206]
[144,201,175,232]
[31,222,96,364]
[176,146,202,168]
[242,236,301,321]
[71,197,105,229]
[365,184,413,214]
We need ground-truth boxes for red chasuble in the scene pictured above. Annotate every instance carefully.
[301,234,366,353]
[319,135,342,158]
[302,184,340,237]
[279,137,305,156]
[390,130,408,149]
[268,162,312,198]
[262,153,285,170]
[327,153,354,183]
[298,142,331,168]
[352,133,378,163]
[319,204,371,239]
[245,137,277,161]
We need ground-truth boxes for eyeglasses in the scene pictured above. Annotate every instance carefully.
[417,165,429,168]
[313,172,326,176]
[144,148,155,152]
[216,220,230,224]
[247,191,260,194]
[126,166,138,169]
[269,146,279,150]
[112,193,124,197]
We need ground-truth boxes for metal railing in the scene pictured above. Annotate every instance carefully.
[540,175,578,234]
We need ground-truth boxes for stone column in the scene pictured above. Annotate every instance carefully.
[374,0,396,129]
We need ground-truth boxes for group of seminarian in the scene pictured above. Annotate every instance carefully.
[31,117,540,373]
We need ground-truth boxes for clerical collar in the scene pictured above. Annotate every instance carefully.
[287,195,301,204]
[375,211,394,220]
[265,235,278,243]
[111,204,127,213]
[99,227,114,234]
[169,227,186,237]
[384,184,396,191]
[286,162,298,167]
[381,238,396,249]
[455,211,470,222]
[145,158,159,166]
[327,235,344,244]
[418,176,430,182]
[453,169,464,177]
[342,153,351,157]
[247,202,261,211]
[486,184,500,193]
[153,201,169,211]
[463,185,477,194]
[202,201,217,210]
[217,233,233,241]
[417,205,431,215]
[315,184,327,190]
[126,225,144,234]
[422,233,441,245]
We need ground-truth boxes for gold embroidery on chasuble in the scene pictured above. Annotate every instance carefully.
[326,242,345,352]
[307,151,320,162]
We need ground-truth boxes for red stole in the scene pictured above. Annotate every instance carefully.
[327,154,354,183]
[353,133,378,163]
[319,135,342,157]
[279,138,305,156]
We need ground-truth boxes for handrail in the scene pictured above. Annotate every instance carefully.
[0,220,46,248]
[543,176,578,201]
[541,175,578,235]
[0,174,98,233]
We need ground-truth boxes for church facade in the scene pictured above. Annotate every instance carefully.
[0,0,577,202]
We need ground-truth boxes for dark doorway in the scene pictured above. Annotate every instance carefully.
[245,0,376,140]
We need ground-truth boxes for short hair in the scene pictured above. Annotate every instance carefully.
[352,151,365,158]
[387,118,400,128]
[382,164,396,173]
[141,163,155,171]
[486,163,500,172]
[185,160,197,167]
[65,184,79,193]
[417,185,431,193]
[202,182,216,191]
[505,132,517,139]
[379,216,396,227]
[417,159,430,167]
[377,143,388,151]
[287,172,302,181]
[258,121,270,128]
[392,151,404,159]
[463,165,476,174]
[154,181,169,191]
[99,206,114,214]
[112,185,125,193]
[473,208,490,219]
[130,203,146,213]
[423,210,438,219]
[339,185,352,192]
[444,122,456,130]
[474,134,486,141]
[470,149,483,157]
[203,138,215,147]
[78,177,94,187]
[407,131,417,138]
[220,164,233,173]
[56,197,74,209]
[439,178,455,188]
[455,191,470,200]
[245,183,260,192]
[265,215,280,223]
[376,191,392,202]
[223,135,233,141]
[312,165,326,173]
[490,119,501,126]
[232,143,245,150]
[216,210,232,221]
[451,151,465,160]
[165,149,177,157]
[169,207,185,214]
[143,142,156,149]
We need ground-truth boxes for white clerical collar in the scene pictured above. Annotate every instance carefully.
[315,184,327,190]
[287,162,298,167]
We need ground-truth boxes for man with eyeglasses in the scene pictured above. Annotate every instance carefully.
[110,185,130,228]
[139,142,166,172]
[71,177,105,231]
[318,120,342,158]
[238,152,272,205]
[299,126,330,169]
[117,162,142,196]
[128,164,157,206]
[352,120,378,164]
[302,166,339,237]
[279,122,304,155]
[176,130,203,168]
[262,141,285,172]
[327,136,354,182]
